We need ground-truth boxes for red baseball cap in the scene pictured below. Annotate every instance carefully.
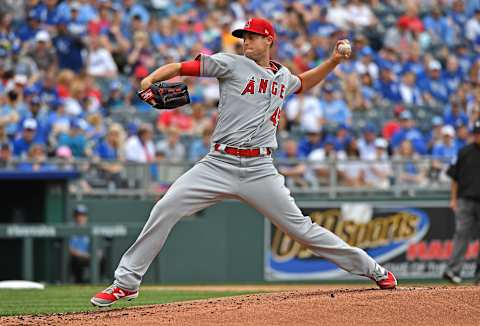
[232,17,275,40]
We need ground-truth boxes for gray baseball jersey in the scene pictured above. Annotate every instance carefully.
[197,53,301,149]
[112,53,388,292]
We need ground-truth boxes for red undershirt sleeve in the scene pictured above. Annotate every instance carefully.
[180,60,201,76]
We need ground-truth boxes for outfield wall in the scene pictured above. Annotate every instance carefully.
[2,195,479,283]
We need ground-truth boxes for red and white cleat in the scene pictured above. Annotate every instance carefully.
[376,271,397,289]
[90,284,139,307]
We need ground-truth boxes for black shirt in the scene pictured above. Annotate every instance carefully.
[447,143,480,201]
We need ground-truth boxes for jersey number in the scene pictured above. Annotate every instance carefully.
[270,107,281,127]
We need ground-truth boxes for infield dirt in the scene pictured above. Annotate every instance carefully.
[2,285,479,325]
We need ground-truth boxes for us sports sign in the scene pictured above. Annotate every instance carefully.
[265,206,478,280]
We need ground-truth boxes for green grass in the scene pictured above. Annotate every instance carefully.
[0,285,257,317]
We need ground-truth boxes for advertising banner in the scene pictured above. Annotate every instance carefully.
[265,205,479,280]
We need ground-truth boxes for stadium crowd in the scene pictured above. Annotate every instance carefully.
[0,0,479,192]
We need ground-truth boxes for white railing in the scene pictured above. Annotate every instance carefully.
[0,156,452,199]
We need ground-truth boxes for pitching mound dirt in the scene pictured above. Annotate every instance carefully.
[2,285,479,325]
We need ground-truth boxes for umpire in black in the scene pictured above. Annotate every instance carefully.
[443,120,480,284]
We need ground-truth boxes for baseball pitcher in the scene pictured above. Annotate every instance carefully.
[91,17,397,307]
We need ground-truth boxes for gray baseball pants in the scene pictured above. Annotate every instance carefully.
[114,151,380,291]
[445,198,480,277]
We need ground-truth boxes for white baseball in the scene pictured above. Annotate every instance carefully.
[337,42,351,56]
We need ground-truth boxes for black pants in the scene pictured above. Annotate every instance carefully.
[70,254,107,283]
[445,198,480,279]
[70,255,90,284]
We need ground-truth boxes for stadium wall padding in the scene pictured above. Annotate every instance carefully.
[66,199,266,284]
[3,195,457,283]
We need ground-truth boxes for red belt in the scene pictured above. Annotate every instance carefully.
[214,144,271,157]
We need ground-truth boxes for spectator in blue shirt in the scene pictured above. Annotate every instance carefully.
[46,98,70,140]
[319,84,352,126]
[69,204,92,283]
[12,118,38,158]
[355,46,379,81]
[443,55,464,96]
[123,0,150,25]
[426,116,445,153]
[399,71,423,106]
[307,7,337,38]
[25,0,46,21]
[400,43,425,78]
[297,128,323,159]
[449,0,469,39]
[43,0,62,27]
[423,7,454,47]
[180,18,202,51]
[465,1,480,16]
[250,0,284,19]
[358,124,378,160]
[431,125,459,182]
[444,99,469,128]
[37,73,60,106]
[16,11,41,42]
[277,138,309,189]
[121,4,148,39]
[17,95,49,144]
[16,142,56,171]
[395,139,428,186]
[375,47,403,75]
[332,124,352,151]
[105,80,127,113]
[152,19,183,52]
[419,60,449,106]
[432,126,458,163]
[94,123,125,188]
[466,8,480,44]
[67,2,88,36]
[391,111,427,155]
[454,42,474,74]
[95,128,121,161]
[189,127,213,162]
[58,119,88,158]
[359,73,377,105]
[53,16,85,73]
[74,0,97,25]
[374,65,402,103]
[56,0,74,20]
